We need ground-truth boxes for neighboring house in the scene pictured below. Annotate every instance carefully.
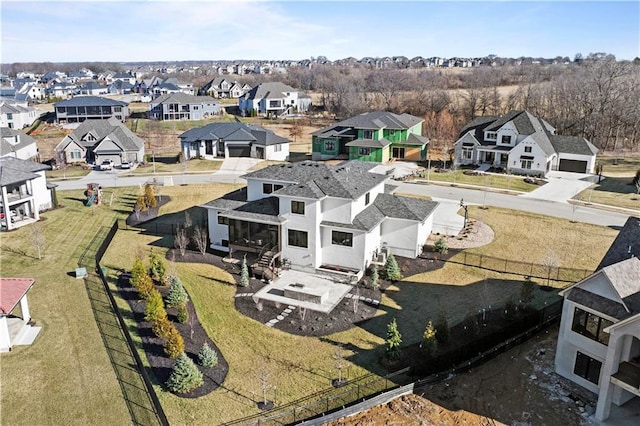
[0,156,54,231]
[555,216,640,422]
[0,101,42,129]
[201,77,248,98]
[149,93,220,121]
[311,111,429,163]
[55,117,144,166]
[77,82,108,96]
[179,122,289,161]
[0,277,40,352]
[202,161,438,278]
[54,96,129,124]
[1,128,39,160]
[17,83,46,101]
[107,80,133,95]
[454,110,598,176]
[47,83,77,99]
[110,72,136,85]
[238,82,312,117]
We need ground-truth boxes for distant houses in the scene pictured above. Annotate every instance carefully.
[238,82,312,117]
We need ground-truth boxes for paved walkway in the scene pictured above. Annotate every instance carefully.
[431,198,466,236]
[474,164,491,173]
[521,171,598,203]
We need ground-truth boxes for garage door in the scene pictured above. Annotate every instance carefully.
[559,159,588,173]
[227,146,251,157]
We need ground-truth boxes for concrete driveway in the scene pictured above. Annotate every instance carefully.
[520,171,599,203]
[217,157,262,175]
[431,197,466,236]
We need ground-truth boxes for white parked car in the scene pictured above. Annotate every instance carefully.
[120,160,132,169]
[98,160,114,170]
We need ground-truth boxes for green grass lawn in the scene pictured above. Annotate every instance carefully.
[574,155,640,210]
[420,169,540,192]
[46,165,93,179]
[0,187,137,425]
[130,158,223,175]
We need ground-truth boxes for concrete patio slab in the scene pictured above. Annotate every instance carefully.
[252,270,352,314]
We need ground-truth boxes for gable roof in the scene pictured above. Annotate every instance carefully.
[0,156,50,186]
[374,193,438,221]
[54,96,128,108]
[0,278,35,315]
[242,82,300,100]
[598,216,640,269]
[337,111,423,130]
[1,127,37,157]
[179,122,288,146]
[151,93,216,105]
[550,135,598,156]
[57,117,143,152]
[345,138,392,148]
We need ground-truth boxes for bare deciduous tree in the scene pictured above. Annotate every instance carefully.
[542,250,560,284]
[174,226,188,256]
[30,222,46,260]
[192,226,208,255]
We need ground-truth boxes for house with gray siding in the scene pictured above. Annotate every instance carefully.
[149,93,220,121]
[54,96,129,124]
[1,128,39,160]
[238,82,312,117]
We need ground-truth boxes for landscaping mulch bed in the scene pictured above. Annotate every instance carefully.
[125,195,170,227]
[115,273,229,398]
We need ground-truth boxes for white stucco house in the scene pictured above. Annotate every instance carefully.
[0,101,43,130]
[238,82,312,117]
[454,110,598,176]
[0,156,54,231]
[179,122,289,161]
[0,277,40,352]
[1,128,39,161]
[555,216,640,422]
[202,161,438,279]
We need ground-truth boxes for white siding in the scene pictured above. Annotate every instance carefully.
[32,172,52,211]
[264,143,289,161]
[206,208,230,250]
[320,227,365,271]
[321,197,352,224]
[508,135,550,176]
[380,219,421,258]
[282,199,320,272]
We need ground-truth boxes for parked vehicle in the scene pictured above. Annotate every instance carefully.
[98,160,114,170]
[120,160,132,169]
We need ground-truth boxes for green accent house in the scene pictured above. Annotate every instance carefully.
[311,111,429,162]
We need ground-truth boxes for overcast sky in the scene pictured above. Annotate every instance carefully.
[2,1,638,63]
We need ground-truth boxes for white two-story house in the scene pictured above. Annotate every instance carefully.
[238,82,312,117]
[202,161,438,278]
[555,216,640,422]
[454,110,598,176]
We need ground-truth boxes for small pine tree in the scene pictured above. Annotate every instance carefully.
[164,325,185,359]
[144,289,167,323]
[166,353,204,393]
[239,255,249,287]
[137,274,155,300]
[463,312,479,338]
[421,321,438,359]
[130,258,146,287]
[148,251,167,283]
[370,264,379,290]
[385,318,402,360]
[197,342,218,368]
[152,316,172,339]
[384,254,402,282]
[177,302,189,324]
[520,279,535,308]
[165,276,188,308]
[433,237,449,254]
[434,311,450,344]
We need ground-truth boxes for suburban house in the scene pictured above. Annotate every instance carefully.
[453,110,598,175]
[54,96,129,124]
[238,82,312,117]
[55,117,145,166]
[179,122,289,161]
[202,161,438,279]
[311,111,430,163]
[107,80,134,95]
[0,278,41,352]
[1,128,39,160]
[201,77,249,98]
[149,93,220,121]
[0,156,54,231]
[76,82,108,96]
[555,216,640,422]
[0,101,42,129]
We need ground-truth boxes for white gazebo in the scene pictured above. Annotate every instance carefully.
[0,277,41,352]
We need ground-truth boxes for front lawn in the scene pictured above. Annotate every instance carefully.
[420,169,540,192]
[46,164,93,179]
[130,158,223,175]
[575,176,640,211]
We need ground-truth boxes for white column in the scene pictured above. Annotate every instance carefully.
[0,316,11,351]
[1,186,11,231]
[595,331,621,421]
[20,296,31,323]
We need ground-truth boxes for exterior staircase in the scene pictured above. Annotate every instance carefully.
[251,245,281,281]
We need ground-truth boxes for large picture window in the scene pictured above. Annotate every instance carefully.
[571,307,612,345]
[288,229,308,248]
[324,140,335,151]
[332,231,353,247]
[392,147,405,159]
[358,147,371,156]
[574,351,602,385]
[291,200,305,215]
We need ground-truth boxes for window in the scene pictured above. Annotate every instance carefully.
[6,113,12,120]
[324,140,335,151]
[221,239,229,247]
[388,129,395,136]
[217,215,229,225]
[365,192,370,205]
[362,130,373,139]
[521,160,533,169]
[70,150,82,159]
[462,148,473,160]
[501,135,511,144]
[571,307,612,345]
[574,351,602,385]
[392,147,405,159]
[486,132,497,140]
[524,146,532,153]
[332,231,353,247]
[263,183,283,194]
[358,147,371,155]
[288,229,308,248]
[114,106,122,112]
[274,144,282,152]
[291,200,305,215]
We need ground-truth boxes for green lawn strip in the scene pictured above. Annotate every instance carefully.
[0,188,137,425]
[574,176,640,211]
[595,156,640,177]
[46,166,93,179]
[420,170,539,192]
[129,159,223,175]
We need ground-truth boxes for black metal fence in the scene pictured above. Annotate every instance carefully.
[421,249,592,283]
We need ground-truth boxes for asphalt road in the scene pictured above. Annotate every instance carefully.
[52,170,633,229]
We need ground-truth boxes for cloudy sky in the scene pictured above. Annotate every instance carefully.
[1,0,638,63]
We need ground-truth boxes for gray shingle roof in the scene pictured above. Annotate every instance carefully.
[202,188,284,224]
[598,216,640,269]
[179,122,288,146]
[242,82,302,100]
[550,135,598,156]
[567,287,632,320]
[403,133,430,146]
[337,111,423,130]
[244,161,385,200]
[374,193,438,221]
[0,156,49,186]
[57,117,143,152]
[345,138,391,148]
[54,96,128,107]
[1,127,37,157]
[151,93,217,105]
[322,204,385,232]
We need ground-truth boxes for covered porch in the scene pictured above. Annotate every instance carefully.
[0,278,41,352]
[476,147,511,168]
